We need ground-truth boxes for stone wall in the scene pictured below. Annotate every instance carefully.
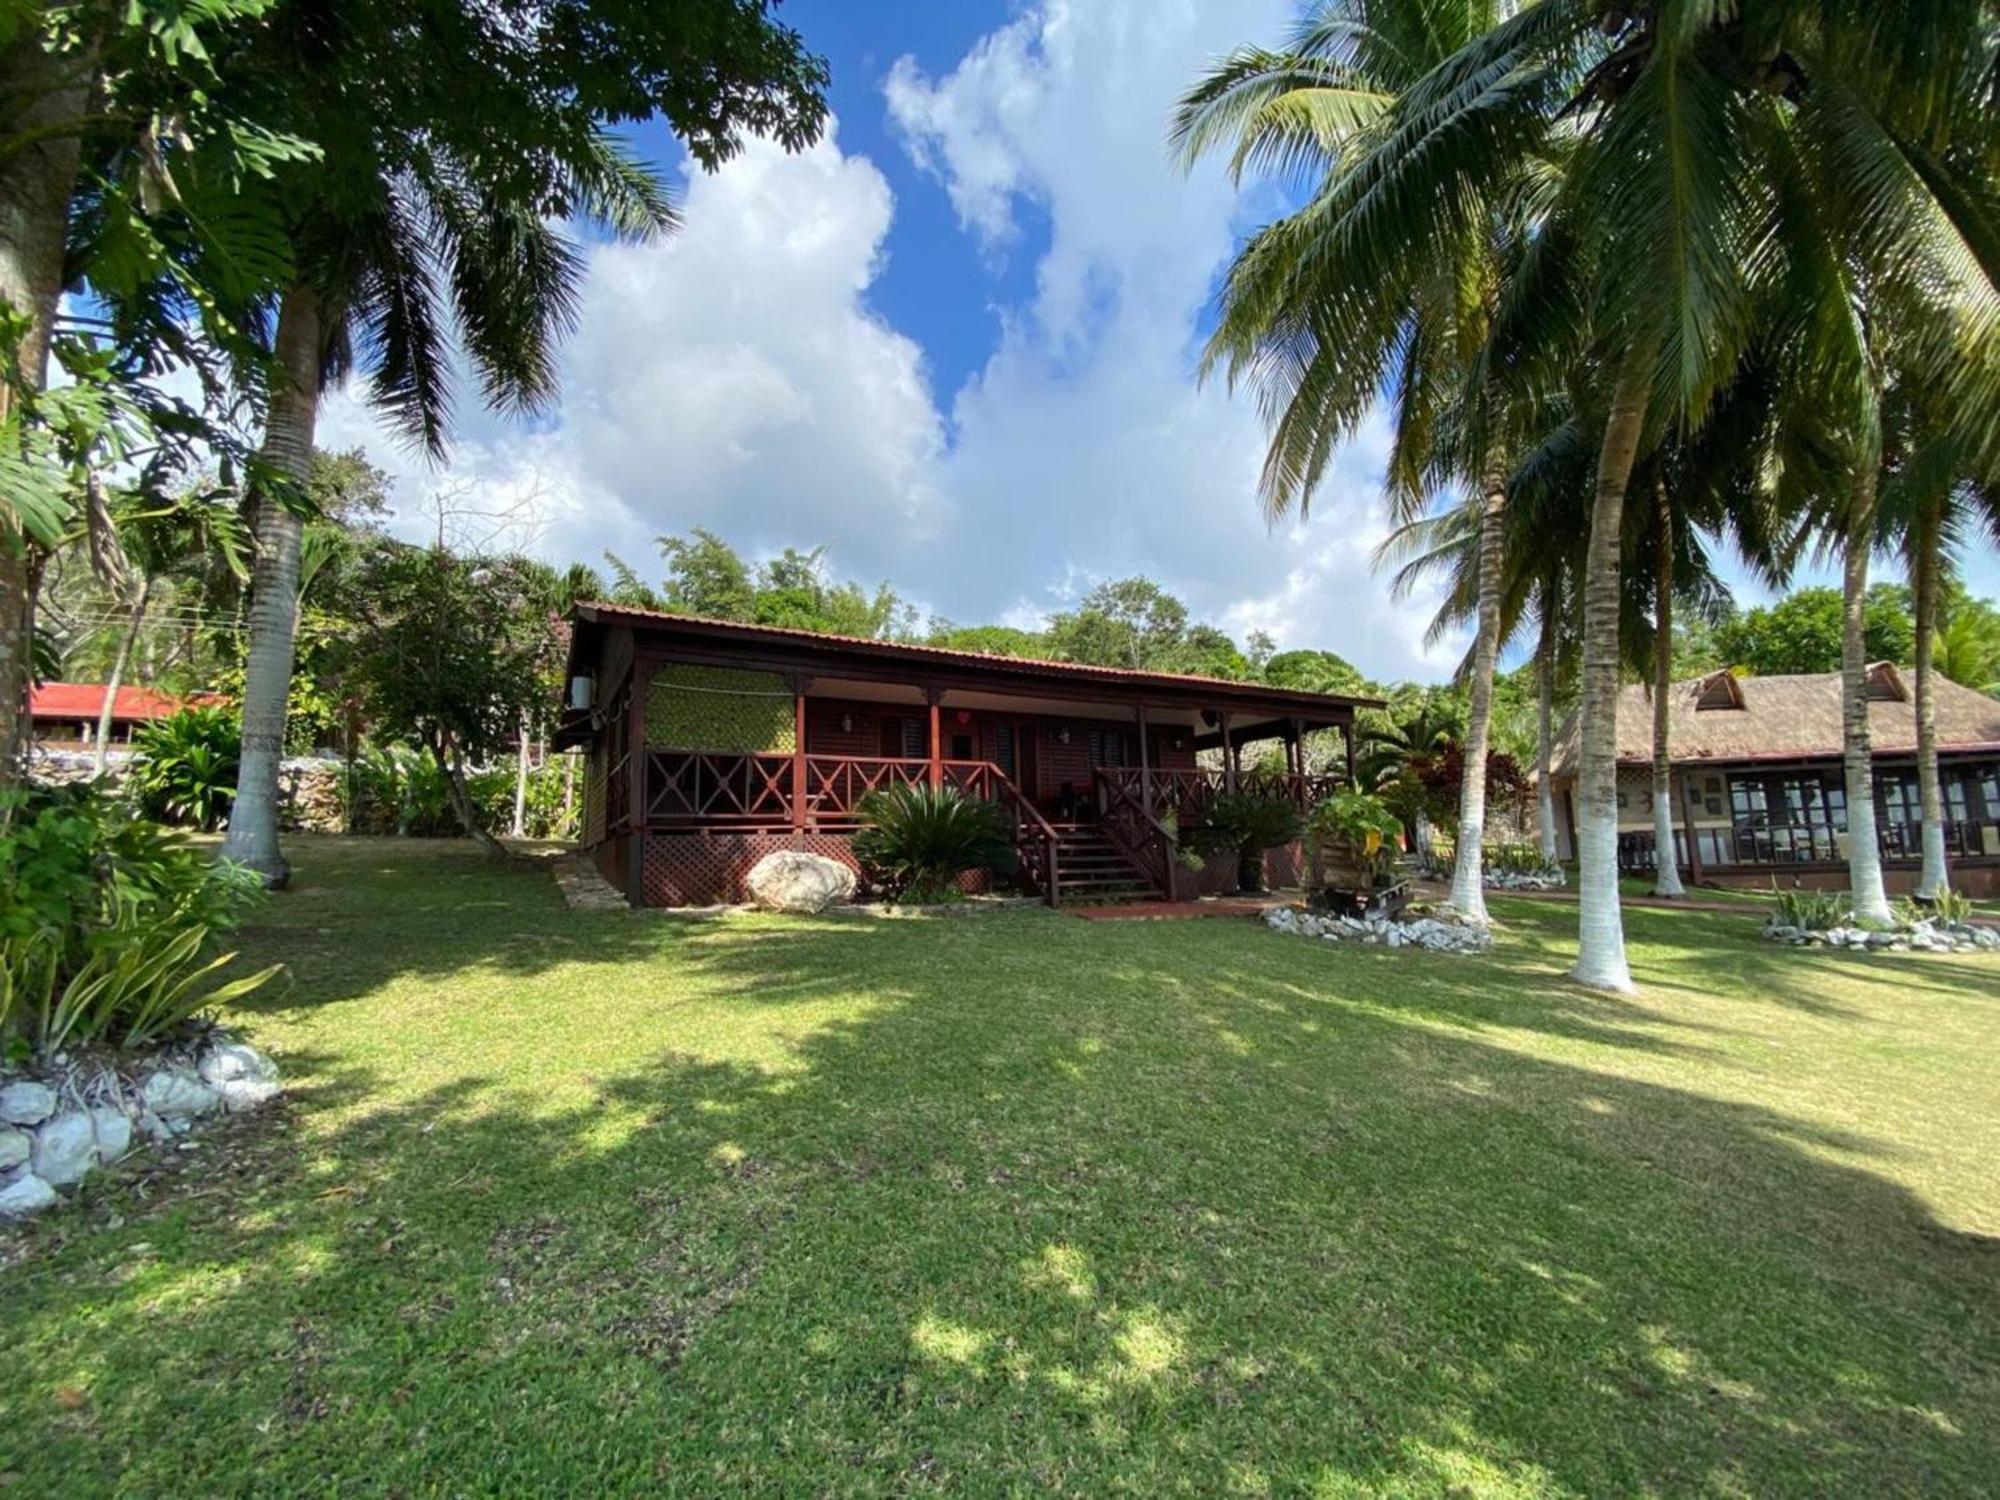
[27,749,347,833]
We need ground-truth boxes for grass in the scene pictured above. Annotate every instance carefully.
[2,836,1996,1496]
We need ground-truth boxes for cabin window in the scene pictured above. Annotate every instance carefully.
[949,732,974,761]
[994,724,1016,778]
[880,716,927,759]
[1086,729,1127,767]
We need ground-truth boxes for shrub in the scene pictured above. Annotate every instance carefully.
[1769,885,1846,932]
[343,745,457,837]
[1898,890,1975,929]
[1485,842,1562,878]
[1307,790,1403,887]
[1194,793,1304,893]
[0,785,278,1056]
[129,705,241,831]
[852,783,1017,903]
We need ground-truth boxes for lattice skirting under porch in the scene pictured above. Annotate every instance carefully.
[632,831,995,907]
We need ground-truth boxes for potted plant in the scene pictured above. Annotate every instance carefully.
[1192,792,1303,894]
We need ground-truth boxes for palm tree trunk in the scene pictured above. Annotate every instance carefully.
[1572,355,1650,992]
[1649,485,1685,897]
[1447,470,1506,922]
[1535,589,1559,865]
[221,285,322,885]
[1839,462,1894,924]
[93,577,151,773]
[0,35,91,784]
[1911,500,1948,900]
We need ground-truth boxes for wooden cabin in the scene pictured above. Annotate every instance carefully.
[553,604,1380,907]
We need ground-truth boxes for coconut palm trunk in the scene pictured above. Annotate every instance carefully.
[93,577,152,773]
[1910,501,1948,899]
[221,285,322,885]
[1446,471,1505,922]
[1649,486,1685,897]
[1572,355,1650,992]
[0,36,92,781]
[1535,592,1559,864]
[1839,461,1895,924]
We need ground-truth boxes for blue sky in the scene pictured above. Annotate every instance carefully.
[316,1,1996,684]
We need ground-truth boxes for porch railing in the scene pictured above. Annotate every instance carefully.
[637,750,1066,904]
[1094,765,1346,825]
[1617,818,2000,874]
[1094,770,1177,899]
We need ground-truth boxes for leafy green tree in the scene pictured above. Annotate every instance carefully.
[347,546,562,854]
[658,528,756,618]
[925,623,1047,659]
[221,0,828,886]
[1712,587,1914,676]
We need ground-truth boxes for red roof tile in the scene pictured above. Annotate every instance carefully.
[29,682,224,722]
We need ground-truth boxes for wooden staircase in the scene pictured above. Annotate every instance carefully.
[1049,823,1160,905]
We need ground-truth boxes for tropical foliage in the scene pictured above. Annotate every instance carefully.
[851,783,1017,904]
[129,705,242,831]
[1194,792,1305,893]
[0,785,277,1054]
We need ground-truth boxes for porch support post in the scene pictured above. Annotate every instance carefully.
[1343,718,1357,786]
[1137,702,1152,816]
[790,675,810,832]
[1220,710,1236,794]
[1678,768,1705,884]
[1289,716,1304,781]
[926,687,943,788]
[625,657,653,906]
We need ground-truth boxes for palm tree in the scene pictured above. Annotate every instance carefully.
[1176,0,1541,926]
[1878,374,2000,897]
[215,7,678,884]
[1294,1,1997,986]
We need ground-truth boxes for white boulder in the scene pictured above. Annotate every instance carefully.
[141,1069,220,1120]
[30,1110,98,1186]
[745,850,856,914]
[0,1173,57,1219]
[0,1127,28,1172]
[0,1080,56,1126]
[199,1042,282,1112]
[90,1105,134,1162]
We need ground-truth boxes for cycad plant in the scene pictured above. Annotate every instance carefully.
[852,784,1018,904]
[1194,792,1305,895]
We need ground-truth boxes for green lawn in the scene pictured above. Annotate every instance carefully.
[3,838,1997,1497]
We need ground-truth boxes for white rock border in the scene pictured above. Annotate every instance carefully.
[0,1031,282,1221]
[1763,917,2000,954]
[1266,904,1495,954]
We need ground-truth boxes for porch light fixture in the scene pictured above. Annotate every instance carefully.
[839,712,853,733]
[1057,726,1072,745]
[567,674,594,711]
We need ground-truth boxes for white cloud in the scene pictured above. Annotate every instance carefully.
[319,2,1466,683]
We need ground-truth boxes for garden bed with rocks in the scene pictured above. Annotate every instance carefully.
[1265,903,1494,954]
[1763,917,1999,954]
[1484,867,1566,891]
[0,1029,281,1220]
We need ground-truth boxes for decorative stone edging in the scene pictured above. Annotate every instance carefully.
[0,1032,282,1221]
[1763,919,2000,954]
[1265,904,1495,953]
[552,853,630,911]
[1484,868,1566,891]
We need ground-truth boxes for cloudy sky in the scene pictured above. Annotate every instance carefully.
[316,0,1978,682]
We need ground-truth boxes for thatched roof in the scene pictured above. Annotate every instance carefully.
[1550,666,2000,777]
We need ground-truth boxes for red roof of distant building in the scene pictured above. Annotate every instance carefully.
[28,682,224,723]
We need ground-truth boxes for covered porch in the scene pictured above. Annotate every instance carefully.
[558,605,1375,907]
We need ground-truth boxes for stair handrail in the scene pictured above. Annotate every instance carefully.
[980,762,1064,905]
[1091,768,1176,896]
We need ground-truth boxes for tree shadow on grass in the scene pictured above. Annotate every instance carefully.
[2,893,1995,1496]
